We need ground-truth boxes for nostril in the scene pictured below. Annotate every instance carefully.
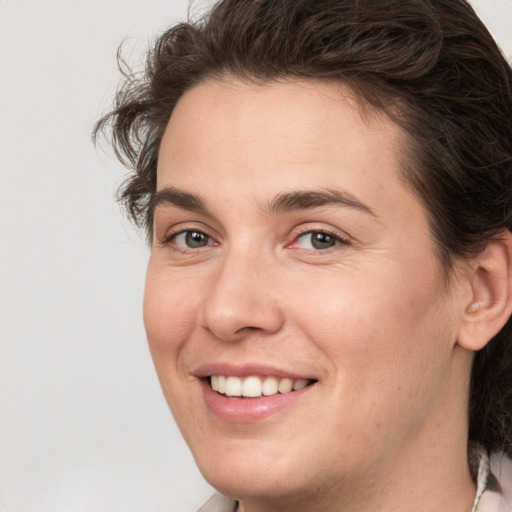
[230,325,265,338]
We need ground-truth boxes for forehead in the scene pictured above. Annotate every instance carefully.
[157,78,411,219]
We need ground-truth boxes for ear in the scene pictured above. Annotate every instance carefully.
[457,230,512,352]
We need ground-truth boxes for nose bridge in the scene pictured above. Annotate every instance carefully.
[200,244,283,341]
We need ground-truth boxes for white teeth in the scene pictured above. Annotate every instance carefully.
[225,376,242,397]
[277,378,293,394]
[217,375,227,394]
[262,376,278,396]
[242,376,262,397]
[210,375,311,397]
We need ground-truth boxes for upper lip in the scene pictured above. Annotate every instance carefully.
[193,362,317,381]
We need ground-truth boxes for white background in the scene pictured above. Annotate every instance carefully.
[0,1,511,511]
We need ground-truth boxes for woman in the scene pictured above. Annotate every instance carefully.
[95,0,512,510]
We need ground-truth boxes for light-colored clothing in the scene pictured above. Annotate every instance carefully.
[197,493,236,512]
[197,450,512,512]
[473,451,512,512]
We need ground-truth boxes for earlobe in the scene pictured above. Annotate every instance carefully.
[457,230,512,352]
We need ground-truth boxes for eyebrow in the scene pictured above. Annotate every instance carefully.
[152,186,375,217]
[267,189,376,216]
[152,187,210,214]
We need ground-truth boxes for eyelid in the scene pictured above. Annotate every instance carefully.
[159,223,218,249]
[157,221,351,252]
[173,230,214,247]
[287,226,351,250]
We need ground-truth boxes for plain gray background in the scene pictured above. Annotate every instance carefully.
[0,1,511,511]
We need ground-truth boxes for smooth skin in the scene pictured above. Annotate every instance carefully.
[144,78,512,512]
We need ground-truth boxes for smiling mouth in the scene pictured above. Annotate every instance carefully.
[209,375,316,398]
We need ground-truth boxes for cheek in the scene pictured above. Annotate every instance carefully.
[292,262,454,397]
[142,267,206,425]
[290,272,455,461]
[143,267,200,366]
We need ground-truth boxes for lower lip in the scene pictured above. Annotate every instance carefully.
[200,379,314,423]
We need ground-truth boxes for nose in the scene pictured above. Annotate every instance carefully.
[200,250,285,342]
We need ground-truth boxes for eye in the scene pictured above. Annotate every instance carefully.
[295,231,344,250]
[172,230,212,248]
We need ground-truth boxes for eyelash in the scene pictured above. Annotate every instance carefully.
[161,227,350,253]
[161,228,216,252]
[290,228,350,252]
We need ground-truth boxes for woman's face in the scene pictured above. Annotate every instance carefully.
[145,79,469,505]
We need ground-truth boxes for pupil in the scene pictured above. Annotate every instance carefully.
[186,231,207,247]
[312,232,335,249]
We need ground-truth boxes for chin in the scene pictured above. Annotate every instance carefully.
[192,436,311,501]
[201,462,306,503]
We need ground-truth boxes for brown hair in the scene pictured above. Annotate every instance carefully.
[94,0,512,456]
